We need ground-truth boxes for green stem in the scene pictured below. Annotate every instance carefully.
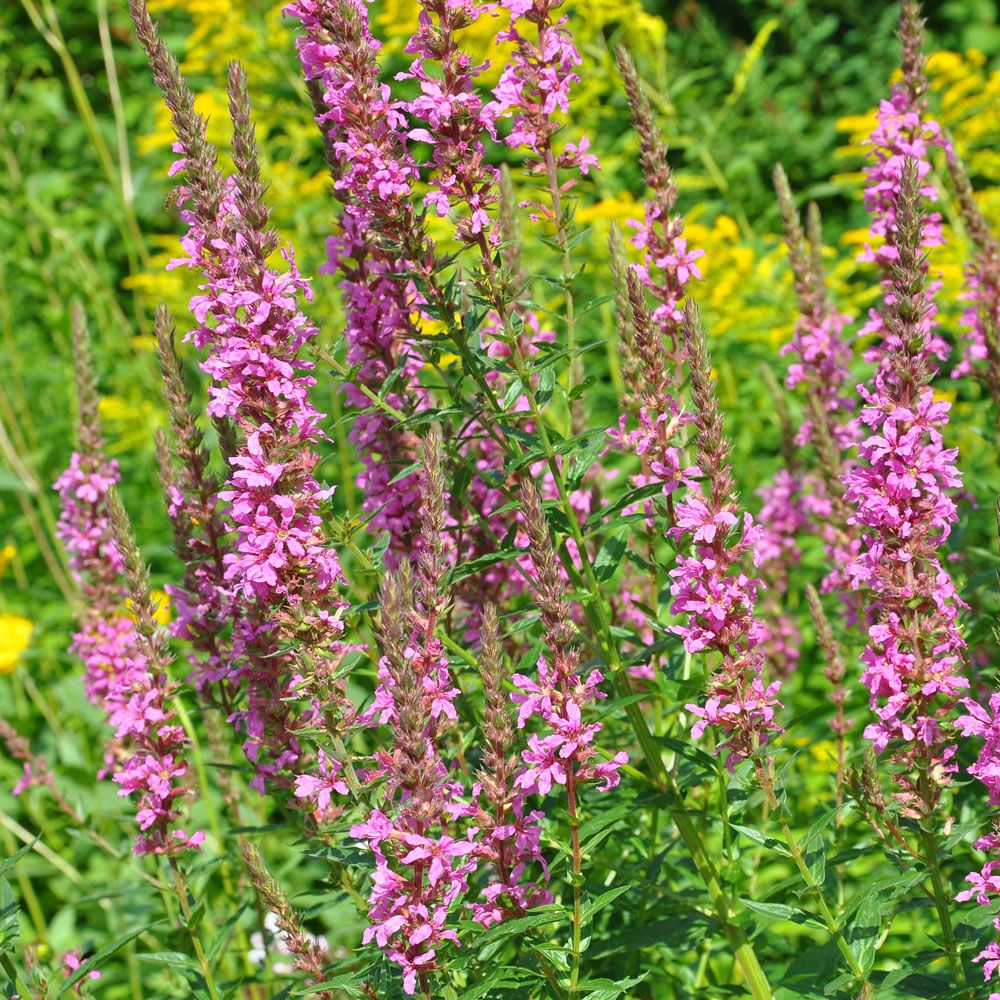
[778,814,867,983]
[542,144,579,428]
[919,826,969,995]
[169,861,222,1000]
[667,786,773,1000]
[566,760,583,994]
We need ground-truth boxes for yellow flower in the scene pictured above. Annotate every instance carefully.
[0,544,16,579]
[98,396,164,453]
[576,193,638,225]
[0,614,34,674]
[125,589,173,627]
[807,739,841,773]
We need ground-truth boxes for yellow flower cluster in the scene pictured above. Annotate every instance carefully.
[0,613,33,675]
[125,588,174,627]
[98,395,164,454]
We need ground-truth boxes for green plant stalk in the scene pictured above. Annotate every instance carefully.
[566,767,583,995]
[778,813,867,983]
[542,145,580,429]
[169,860,222,1000]
[172,697,258,980]
[19,0,150,273]
[919,824,969,995]
[96,0,135,211]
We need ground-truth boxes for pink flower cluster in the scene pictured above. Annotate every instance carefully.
[783,309,857,450]
[630,226,703,356]
[55,449,201,855]
[163,475,233,693]
[671,490,783,767]
[287,0,427,562]
[955,696,1000,995]
[754,469,811,676]
[351,805,475,995]
[488,0,598,179]
[402,0,502,244]
[842,379,967,773]
[349,606,473,993]
[168,131,345,789]
[955,252,1000,381]
[511,657,627,796]
[858,85,951,363]
[466,791,550,928]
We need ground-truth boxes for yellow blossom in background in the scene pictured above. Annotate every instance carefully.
[375,0,516,81]
[98,396,165,454]
[125,589,173,627]
[807,739,841,774]
[148,0,282,79]
[0,613,33,674]
[0,545,16,579]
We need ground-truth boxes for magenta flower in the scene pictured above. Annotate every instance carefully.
[857,85,952,365]
[55,423,201,856]
[293,749,350,812]
[285,0,429,563]
[488,0,596,181]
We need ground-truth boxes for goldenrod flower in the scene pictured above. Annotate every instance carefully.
[0,613,33,674]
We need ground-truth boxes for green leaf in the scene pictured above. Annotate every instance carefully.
[294,965,377,995]
[0,839,37,881]
[502,376,525,411]
[579,974,648,999]
[536,366,556,407]
[457,967,533,999]
[473,908,562,948]
[447,548,522,583]
[738,898,823,930]
[387,461,421,485]
[654,736,718,775]
[206,903,249,965]
[729,824,792,857]
[581,885,631,923]
[593,534,626,582]
[584,484,664,533]
[846,893,881,975]
[135,952,201,971]
[566,432,607,491]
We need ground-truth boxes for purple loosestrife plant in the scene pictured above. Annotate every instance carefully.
[131,2,347,791]
[154,305,235,705]
[842,159,967,813]
[857,0,951,366]
[402,0,502,245]
[23,0,1000,996]
[948,150,1000,421]
[286,0,427,562]
[54,312,201,856]
[350,433,476,997]
[954,697,1000,996]
[771,167,864,610]
[513,479,626,991]
[488,0,599,188]
[615,47,703,370]
[672,303,783,768]
[466,603,551,928]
